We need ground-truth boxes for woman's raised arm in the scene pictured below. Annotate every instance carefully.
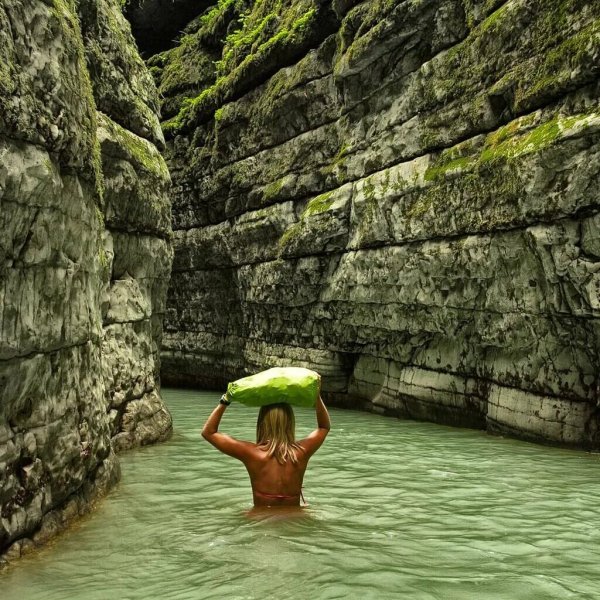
[299,395,330,458]
[201,398,255,461]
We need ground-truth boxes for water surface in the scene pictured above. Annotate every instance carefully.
[2,388,600,599]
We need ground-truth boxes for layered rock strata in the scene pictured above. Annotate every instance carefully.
[157,0,600,448]
[0,0,172,563]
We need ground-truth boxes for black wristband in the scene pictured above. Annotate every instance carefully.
[219,394,231,406]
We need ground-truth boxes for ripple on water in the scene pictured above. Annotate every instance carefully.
[1,388,600,599]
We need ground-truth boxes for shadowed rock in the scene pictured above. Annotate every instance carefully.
[1,0,172,564]
[125,0,214,56]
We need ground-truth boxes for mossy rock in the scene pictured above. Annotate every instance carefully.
[161,0,339,136]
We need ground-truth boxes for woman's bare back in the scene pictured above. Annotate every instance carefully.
[202,395,330,507]
[243,445,310,506]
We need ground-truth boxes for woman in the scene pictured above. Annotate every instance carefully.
[201,388,330,507]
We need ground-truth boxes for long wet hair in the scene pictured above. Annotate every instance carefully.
[256,403,303,464]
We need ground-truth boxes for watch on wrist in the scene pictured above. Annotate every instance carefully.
[219,394,231,406]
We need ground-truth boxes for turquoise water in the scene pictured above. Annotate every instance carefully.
[2,388,600,599]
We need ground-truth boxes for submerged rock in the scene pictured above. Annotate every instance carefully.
[155,0,600,449]
[0,0,172,562]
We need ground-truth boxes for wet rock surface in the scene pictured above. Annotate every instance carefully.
[157,0,600,448]
[1,0,172,562]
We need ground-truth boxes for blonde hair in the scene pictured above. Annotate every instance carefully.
[256,403,303,464]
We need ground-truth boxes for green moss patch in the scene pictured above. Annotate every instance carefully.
[512,18,600,111]
[419,0,600,120]
[460,0,506,30]
[423,109,600,185]
[303,191,335,216]
[52,0,104,200]
[161,0,328,136]
[99,112,170,180]
[410,107,600,234]
[262,177,286,202]
[279,188,339,250]
[423,155,475,182]
[278,221,303,248]
[480,112,599,164]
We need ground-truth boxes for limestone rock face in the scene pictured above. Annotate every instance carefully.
[158,0,600,448]
[0,0,172,561]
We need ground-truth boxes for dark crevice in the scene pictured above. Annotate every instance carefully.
[124,0,215,58]
[0,339,95,364]
[106,224,171,242]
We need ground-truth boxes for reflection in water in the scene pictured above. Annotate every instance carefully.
[1,388,600,599]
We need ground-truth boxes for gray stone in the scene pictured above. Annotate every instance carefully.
[158,0,600,449]
[1,0,172,560]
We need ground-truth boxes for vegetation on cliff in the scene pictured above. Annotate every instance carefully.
[154,0,600,450]
[150,0,338,134]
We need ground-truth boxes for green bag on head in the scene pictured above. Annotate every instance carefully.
[226,367,320,408]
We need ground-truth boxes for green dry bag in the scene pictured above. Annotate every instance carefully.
[226,367,319,408]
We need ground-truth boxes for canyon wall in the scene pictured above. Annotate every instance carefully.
[0,0,172,563]
[156,0,600,448]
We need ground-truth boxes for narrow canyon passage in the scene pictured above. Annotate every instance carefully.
[2,390,599,599]
[2,0,600,581]
[157,0,600,448]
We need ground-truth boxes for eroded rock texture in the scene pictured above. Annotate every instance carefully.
[0,0,172,562]
[156,0,600,448]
